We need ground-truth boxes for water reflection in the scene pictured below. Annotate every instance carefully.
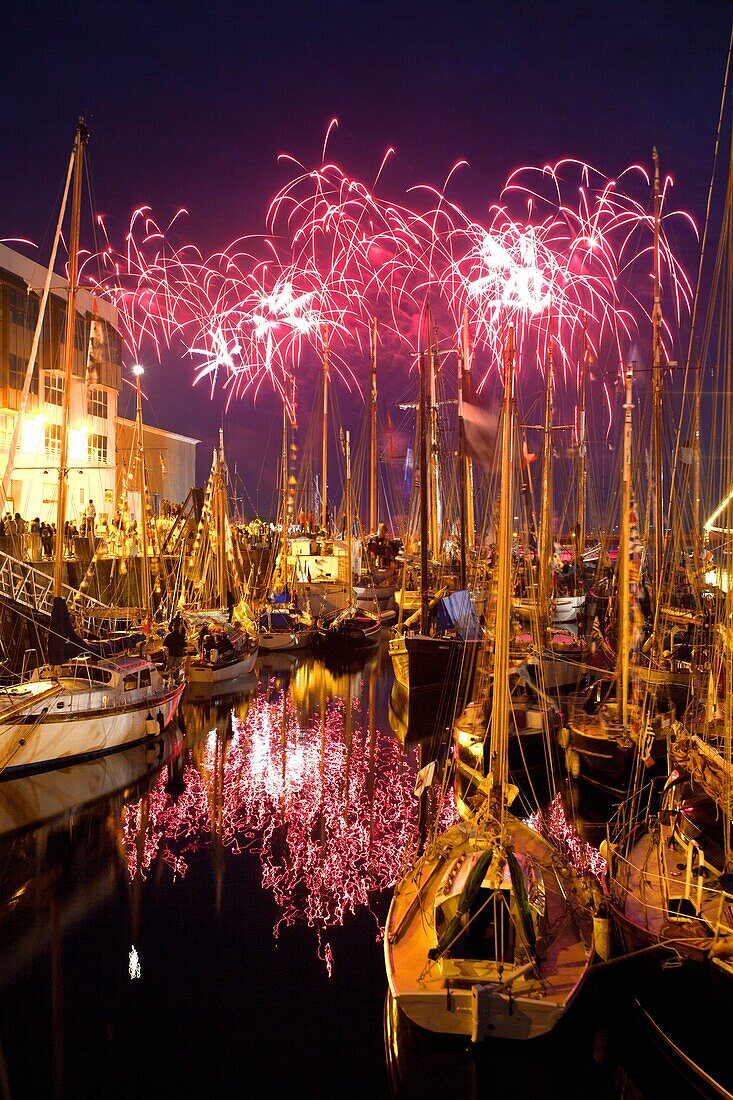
[125,652,426,969]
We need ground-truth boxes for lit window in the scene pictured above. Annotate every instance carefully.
[88,433,108,464]
[44,373,64,406]
[44,423,62,456]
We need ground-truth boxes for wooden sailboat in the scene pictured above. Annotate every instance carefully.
[603,76,733,1094]
[0,120,185,775]
[258,387,314,653]
[388,317,483,701]
[183,429,259,682]
[385,327,595,1041]
[354,318,400,616]
[313,430,381,654]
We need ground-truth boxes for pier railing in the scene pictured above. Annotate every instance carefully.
[0,547,109,633]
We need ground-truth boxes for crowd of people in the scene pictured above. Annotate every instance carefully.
[0,497,190,564]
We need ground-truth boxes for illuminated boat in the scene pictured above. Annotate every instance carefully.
[186,623,258,683]
[258,606,314,653]
[0,653,185,776]
[0,122,185,778]
[313,430,382,653]
[385,328,595,1043]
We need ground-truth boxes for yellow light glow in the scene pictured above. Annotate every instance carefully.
[21,416,45,453]
[68,426,88,462]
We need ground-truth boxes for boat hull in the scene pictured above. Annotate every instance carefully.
[384,816,593,1042]
[186,648,258,683]
[0,679,185,776]
[258,628,314,653]
[388,633,481,698]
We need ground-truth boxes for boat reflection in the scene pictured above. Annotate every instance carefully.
[124,652,431,965]
[0,722,185,988]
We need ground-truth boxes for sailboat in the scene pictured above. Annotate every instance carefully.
[312,430,381,654]
[384,327,595,1041]
[258,386,314,653]
[353,318,401,616]
[603,71,733,1093]
[0,120,186,775]
[388,316,483,702]
[180,429,259,682]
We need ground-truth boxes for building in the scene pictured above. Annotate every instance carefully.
[0,243,197,527]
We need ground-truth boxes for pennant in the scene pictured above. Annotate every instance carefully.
[414,760,436,797]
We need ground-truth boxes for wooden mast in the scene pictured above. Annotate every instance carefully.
[217,429,228,609]
[320,329,330,531]
[53,119,87,600]
[575,318,588,586]
[538,332,554,623]
[651,147,664,605]
[369,317,378,534]
[428,315,440,560]
[617,367,634,728]
[457,308,474,590]
[419,341,430,636]
[1,140,76,512]
[489,325,517,817]
[132,364,151,617]
[344,429,354,606]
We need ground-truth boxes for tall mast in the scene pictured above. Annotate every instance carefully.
[693,363,701,577]
[280,382,290,583]
[651,147,664,602]
[344,429,354,604]
[617,367,634,727]
[575,318,588,584]
[428,317,440,559]
[369,317,378,533]
[419,344,430,634]
[538,332,554,621]
[457,308,475,589]
[1,139,76,512]
[489,325,517,820]
[53,119,88,599]
[132,364,151,617]
[217,429,228,608]
[321,329,330,531]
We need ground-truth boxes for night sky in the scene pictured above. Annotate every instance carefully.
[2,1,732,511]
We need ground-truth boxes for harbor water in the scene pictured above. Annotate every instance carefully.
[0,642,701,1099]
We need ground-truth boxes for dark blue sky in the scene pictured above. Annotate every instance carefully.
[2,1,732,504]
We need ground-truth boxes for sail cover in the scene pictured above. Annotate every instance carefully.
[48,597,145,665]
[434,590,483,640]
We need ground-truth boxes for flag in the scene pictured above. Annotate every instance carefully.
[85,297,105,389]
[522,441,537,467]
[414,760,436,797]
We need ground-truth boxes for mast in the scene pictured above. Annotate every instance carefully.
[617,367,634,727]
[279,385,290,586]
[651,147,664,603]
[457,309,474,589]
[1,138,76,512]
[419,345,430,635]
[428,316,440,559]
[53,119,88,600]
[369,317,378,533]
[693,363,702,578]
[575,318,588,584]
[132,364,152,617]
[217,429,228,608]
[489,325,517,819]
[538,333,554,621]
[344,429,354,605]
[321,330,330,531]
